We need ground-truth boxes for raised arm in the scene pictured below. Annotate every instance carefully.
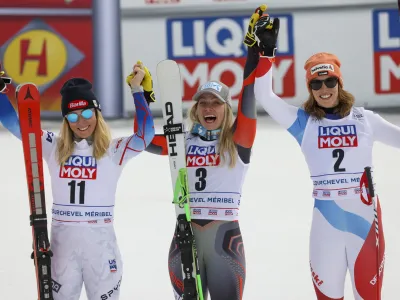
[255,57,309,145]
[128,60,169,157]
[112,63,155,165]
[230,5,268,164]
[132,98,168,156]
[255,57,302,129]
[232,46,258,151]
[253,12,310,145]
[365,110,400,148]
[112,87,155,165]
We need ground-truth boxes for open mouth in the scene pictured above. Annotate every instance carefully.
[204,115,217,124]
[320,94,332,100]
[78,125,89,131]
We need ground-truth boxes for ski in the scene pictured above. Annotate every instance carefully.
[156,60,204,300]
[16,83,54,300]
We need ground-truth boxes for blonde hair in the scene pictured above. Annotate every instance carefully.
[56,111,112,165]
[303,85,355,120]
[188,102,237,168]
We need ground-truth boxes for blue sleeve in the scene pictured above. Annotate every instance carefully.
[128,91,155,150]
[287,108,310,145]
[110,91,155,165]
[0,93,21,140]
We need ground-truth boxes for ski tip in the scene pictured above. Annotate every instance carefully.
[16,82,37,93]
[157,59,179,70]
[16,83,40,102]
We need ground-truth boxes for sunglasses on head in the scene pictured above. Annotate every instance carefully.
[66,109,94,123]
[309,77,338,91]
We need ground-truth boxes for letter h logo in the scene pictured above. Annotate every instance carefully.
[20,39,47,76]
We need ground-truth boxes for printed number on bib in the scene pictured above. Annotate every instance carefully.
[332,149,346,172]
[195,168,207,191]
[68,180,86,204]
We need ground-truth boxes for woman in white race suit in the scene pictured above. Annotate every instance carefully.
[252,6,400,300]
[0,63,155,300]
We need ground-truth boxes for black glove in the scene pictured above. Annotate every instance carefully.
[254,15,280,58]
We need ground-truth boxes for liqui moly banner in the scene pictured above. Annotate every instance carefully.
[120,6,399,116]
[166,14,295,101]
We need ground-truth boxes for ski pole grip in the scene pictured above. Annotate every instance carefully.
[364,166,375,198]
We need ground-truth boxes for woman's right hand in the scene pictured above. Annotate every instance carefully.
[243,4,267,49]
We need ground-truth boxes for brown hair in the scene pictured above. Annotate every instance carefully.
[303,85,355,120]
[57,111,112,165]
[188,102,237,168]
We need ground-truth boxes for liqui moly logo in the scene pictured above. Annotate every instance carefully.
[166,14,295,100]
[318,125,358,149]
[372,9,400,94]
[68,100,88,109]
[186,145,220,167]
[60,155,97,179]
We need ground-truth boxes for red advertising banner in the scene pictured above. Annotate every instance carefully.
[0,0,92,8]
[0,16,93,113]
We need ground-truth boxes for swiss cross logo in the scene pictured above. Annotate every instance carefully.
[372,9,400,94]
[318,125,358,149]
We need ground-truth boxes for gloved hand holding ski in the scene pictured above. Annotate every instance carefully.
[126,60,156,104]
